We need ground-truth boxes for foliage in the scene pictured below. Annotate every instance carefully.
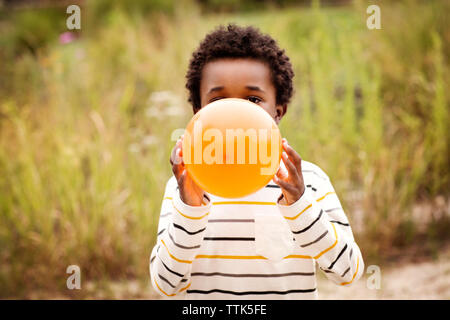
[0,0,448,297]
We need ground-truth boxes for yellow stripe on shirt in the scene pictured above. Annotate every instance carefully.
[194,254,312,260]
[284,254,313,259]
[313,222,338,260]
[213,201,277,206]
[161,239,193,264]
[284,203,312,220]
[316,192,336,202]
[195,254,267,260]
[153,277,192,296]
[340,256,360,286]
[179,282,191,292]
[172,199,209,220]
[153,277,176,297]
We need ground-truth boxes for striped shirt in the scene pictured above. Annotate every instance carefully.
[149,160,364,299]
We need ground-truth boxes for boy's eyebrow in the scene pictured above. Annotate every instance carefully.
[207,86,224,94]
[246,85,265,93]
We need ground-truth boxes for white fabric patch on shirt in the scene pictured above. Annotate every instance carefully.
[254,211,295,262]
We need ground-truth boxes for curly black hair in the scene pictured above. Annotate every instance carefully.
[186,24,294,113]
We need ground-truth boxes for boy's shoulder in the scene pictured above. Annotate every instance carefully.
[164,175,178,194]
[300,159,330,182]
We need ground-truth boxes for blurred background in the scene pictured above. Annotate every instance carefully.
[0,0,449,299]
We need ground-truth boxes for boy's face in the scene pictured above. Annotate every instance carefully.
[199,58,285,124]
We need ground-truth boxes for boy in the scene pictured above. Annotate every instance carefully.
[150,24,364,299]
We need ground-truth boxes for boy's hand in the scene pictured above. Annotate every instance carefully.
[170,136,205,206]
[273,138,306,205]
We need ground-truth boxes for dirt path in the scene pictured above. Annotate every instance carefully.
[316,248,450,300]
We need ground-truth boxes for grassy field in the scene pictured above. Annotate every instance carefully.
[0,0,449,298]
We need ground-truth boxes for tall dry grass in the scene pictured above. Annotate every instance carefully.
[0,0,448,297]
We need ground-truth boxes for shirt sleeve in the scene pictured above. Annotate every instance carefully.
[277,167,364,287]
[149,176,211,297]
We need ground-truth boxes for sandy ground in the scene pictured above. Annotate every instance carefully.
[316,248,450,300]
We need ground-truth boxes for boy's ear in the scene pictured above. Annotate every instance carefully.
[274,104,286,125]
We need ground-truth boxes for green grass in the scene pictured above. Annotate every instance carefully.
[0,0,448,298]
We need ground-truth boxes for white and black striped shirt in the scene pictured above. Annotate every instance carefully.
[150,160,364,299]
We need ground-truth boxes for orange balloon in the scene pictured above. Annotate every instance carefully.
[182,98,282,198]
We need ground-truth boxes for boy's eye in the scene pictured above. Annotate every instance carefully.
[247,96,262,104]
[209,96,224,103]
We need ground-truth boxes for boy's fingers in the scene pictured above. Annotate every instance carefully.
[170,139,183,165]
[172,162,182,178]
[282,141,302,173]
[178,170,187,184]
[170,141,178,163]
[275,166,297,194]
[176,138,182,151]
[276,164,288,180]
[175,147,184,165]
[282,152,299,179]
[283,141,300,164]
[273,175,296,193]
[178,148,185,166]
[177,139,184,157]
[171,148,185,178]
